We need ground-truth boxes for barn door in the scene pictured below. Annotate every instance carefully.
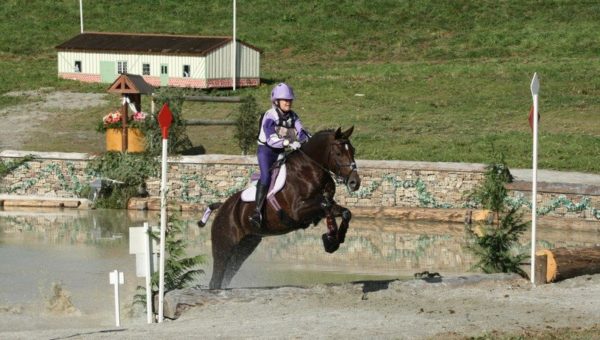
[160,64,169,86]
[100,61,116,83]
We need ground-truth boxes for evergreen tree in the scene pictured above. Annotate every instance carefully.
[466,152,528,277]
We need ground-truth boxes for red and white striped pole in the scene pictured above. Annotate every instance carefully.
[157,103,173,322]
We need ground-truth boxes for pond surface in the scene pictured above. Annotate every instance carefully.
[1,207,598,330]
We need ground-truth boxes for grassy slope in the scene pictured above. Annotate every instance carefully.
[0,0,599,172]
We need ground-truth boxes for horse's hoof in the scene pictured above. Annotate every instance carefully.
[197,220,206,228]
[322,233,340,253]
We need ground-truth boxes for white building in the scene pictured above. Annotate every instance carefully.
[56,32,261,89]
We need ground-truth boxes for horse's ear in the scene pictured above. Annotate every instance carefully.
[341,126,354,139]
[334,127,342,139]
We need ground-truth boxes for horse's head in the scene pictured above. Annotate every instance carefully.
[303,127,361,192]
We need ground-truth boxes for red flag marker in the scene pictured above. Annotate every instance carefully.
[158,103,173,139]
[528,105,540,131]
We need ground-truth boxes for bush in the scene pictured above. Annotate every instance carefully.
[86,152,157,209]
[144,87,193,156]
[234,95,261,155]
[132,213,207,313]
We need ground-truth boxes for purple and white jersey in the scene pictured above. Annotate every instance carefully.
[257,107,309,149]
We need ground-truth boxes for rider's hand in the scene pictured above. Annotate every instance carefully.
[290,141,302,150]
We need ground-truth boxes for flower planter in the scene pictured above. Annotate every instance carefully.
[106,128,145,152]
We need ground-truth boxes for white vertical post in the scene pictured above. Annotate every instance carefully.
[144,222,153,324]
[232,0,237,91]
[158,138,169,322]
[109,270,124,327]
[530,72,540,285]
[79,0,84,33]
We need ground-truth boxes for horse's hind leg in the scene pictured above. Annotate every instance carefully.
[221,235,262,288]
[209,222,238,289]
[209,243,232,289]
[209,235,262,289]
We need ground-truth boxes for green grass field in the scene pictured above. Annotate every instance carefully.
[1,0,599,173]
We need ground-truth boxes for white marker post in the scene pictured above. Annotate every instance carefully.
[109,270,124,327]
[144,223,153,323]
[530,73,540,285]
[232,0,237,91]
[79,0,84,33]
[157,103,173,323]
[129,223,158,323]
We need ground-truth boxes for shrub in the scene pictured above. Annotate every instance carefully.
[234,95,261,155]
[86,152,157,209]
[144,87,193,156]
[132,213,207,313]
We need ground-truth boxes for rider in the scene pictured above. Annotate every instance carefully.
[249,82,310,229]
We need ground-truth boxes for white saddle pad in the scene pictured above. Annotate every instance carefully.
[241,164,287,202]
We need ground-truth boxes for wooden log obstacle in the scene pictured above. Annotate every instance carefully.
[534,246,600,284]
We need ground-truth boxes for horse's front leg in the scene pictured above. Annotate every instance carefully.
[321,210,340,253]
[330,203,352,244]
[320,193,352,253]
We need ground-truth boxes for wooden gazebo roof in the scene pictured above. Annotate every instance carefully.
[107,73,154,95]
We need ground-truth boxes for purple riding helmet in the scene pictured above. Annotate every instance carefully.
[271,83,295,104]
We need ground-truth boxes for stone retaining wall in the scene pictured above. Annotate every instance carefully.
[1,151,599,221]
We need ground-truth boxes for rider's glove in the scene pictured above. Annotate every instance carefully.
[290,141,302,150]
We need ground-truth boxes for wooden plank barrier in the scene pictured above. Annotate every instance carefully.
[535,246,600,284]
[184,95,241,103]
[186,119,235,126]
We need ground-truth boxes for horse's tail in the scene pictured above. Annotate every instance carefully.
[197,202,223,228]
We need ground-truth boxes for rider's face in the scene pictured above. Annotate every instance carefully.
[278,99,292,112]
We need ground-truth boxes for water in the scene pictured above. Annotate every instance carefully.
[1,207,599,330]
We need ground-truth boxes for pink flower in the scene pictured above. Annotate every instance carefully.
[133,111,147,121]
[103,111,122,125]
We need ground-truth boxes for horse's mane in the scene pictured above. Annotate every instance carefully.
[307,129,335,143]
[312,129,336,136]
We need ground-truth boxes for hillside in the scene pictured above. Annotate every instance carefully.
[0,0,599,172]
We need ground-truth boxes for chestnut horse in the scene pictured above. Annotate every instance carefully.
[199,127,361,289]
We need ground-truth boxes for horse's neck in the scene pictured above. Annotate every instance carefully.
[302,137,330,166]
[287,148,329,182]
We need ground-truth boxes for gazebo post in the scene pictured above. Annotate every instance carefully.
[122,96,129,152]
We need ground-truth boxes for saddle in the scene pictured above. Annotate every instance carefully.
[240,162,287,211]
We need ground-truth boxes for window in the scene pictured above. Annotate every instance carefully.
[161,65,168,75]
[118,61,128,74]
[74,61,82,73]
[183,65,190,77]
[142,63,150,75]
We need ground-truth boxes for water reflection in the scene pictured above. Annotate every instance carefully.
[1,208,599,302]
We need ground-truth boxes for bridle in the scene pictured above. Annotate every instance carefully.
[298,140,357,185]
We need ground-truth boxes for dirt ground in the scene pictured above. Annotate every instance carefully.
[0,89,109,151]
[1,273,599,339]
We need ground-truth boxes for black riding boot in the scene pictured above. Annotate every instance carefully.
[249,183,269,229]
